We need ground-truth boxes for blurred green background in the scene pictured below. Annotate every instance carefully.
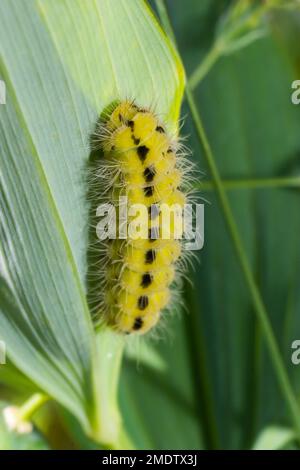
[123,0,300,450]
[1,0,300,450]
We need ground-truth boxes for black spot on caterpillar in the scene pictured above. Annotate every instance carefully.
[128,120,134,130]
[132,135,140,145]
[144,185,154,197]
[133,316,144,330]
[143,166,156,183]
[137,145,149,162]
[137,295,149,311]
[145,249,156,264]
[141,273,153,288]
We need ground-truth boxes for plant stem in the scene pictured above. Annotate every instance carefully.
[197,176,300,192]
[91,329,129,448]
[18,393,49,422]
[157,0,300,444]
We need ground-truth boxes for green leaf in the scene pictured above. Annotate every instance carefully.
[252,426,295,450]
[0,0,184,447]
[0,361,38,398]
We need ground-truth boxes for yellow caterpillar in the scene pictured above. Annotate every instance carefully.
[91,100,191,335]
